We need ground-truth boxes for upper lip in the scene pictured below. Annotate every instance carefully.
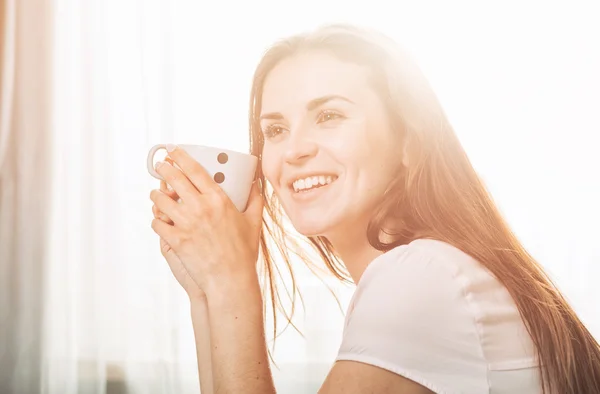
[285,172,339,188]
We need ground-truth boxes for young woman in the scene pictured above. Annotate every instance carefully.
[149,24,600,393]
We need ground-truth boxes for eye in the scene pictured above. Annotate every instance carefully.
[317,110,345,124]
[262,124,287,140]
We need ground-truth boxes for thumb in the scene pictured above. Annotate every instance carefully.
[244,180,264,225]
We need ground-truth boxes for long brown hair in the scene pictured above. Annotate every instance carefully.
[248,24,600,393]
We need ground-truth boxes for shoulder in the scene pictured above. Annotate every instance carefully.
[342,238,486,345]
[357,238,483,289]
[337,238,538,393]
[347,238,480,326]
[349,238,518,322]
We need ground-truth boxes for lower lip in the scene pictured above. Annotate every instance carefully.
[290,179,338,202]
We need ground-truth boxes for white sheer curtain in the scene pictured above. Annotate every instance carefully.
[0,0,52,392]
[44,1,202,392]
[22,1,599,393]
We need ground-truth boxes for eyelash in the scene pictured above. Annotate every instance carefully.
[262,110,345,140]
[316,109,344,123]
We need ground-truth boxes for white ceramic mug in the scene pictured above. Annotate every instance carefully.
[147,144,258,212]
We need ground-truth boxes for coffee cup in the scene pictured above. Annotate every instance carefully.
[147,144,258,212]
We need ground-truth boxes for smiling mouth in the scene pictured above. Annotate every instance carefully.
[291,175,339,193]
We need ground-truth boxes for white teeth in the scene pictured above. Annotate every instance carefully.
[292,175,337,192]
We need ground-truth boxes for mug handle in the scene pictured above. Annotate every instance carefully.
[147,144,167,180]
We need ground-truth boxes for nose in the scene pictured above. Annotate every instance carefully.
[283,132,318,165]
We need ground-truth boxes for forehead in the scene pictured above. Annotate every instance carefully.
[260,50,372,113]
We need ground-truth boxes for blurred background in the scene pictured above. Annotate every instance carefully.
[1,0,599,393]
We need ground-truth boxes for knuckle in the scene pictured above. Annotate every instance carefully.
[189,209,205,224]
[178,211,193,226]
[160,244,168,257]
[177,221,189,232]
[208,191,226,207]
[169,235,184,249]
[189,200,209,217]
[160,240,172,255]
[177,216,191,231]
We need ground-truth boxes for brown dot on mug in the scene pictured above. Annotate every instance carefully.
[217,152,228,164]
[214,172,225,184]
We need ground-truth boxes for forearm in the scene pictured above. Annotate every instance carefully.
[206,276,276,394]
[190,297,214,394]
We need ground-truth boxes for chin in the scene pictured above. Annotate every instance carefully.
[276,189,344,238]
[290,219,328,238]
[288,213,335,238]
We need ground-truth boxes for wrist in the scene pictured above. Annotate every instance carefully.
[204,271,262,309]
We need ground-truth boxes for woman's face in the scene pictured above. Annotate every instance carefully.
[260,50,402,240]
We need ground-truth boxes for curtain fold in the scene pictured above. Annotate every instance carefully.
[0,0,15,167]
[0,0,53,393]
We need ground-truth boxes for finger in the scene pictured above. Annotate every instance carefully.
[163,158,180,197]
[160,179,169,191]
[161,179,179,200]
[244,181,264,227]
[165,145,221,195]
[151,218,182,250]
[149,189,188,225]
[153,204,174,225]
[154,161,201,203]
[159,237,174,256]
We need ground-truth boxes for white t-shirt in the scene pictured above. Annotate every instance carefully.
[336,238,541,394]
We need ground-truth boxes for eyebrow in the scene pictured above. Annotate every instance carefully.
[259,95,355,121]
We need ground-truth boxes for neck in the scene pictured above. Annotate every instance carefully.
[326,223,385,284]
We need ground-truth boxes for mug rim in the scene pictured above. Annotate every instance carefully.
[175,143,257,158]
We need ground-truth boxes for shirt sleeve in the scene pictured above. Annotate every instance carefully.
[336,245,489,394]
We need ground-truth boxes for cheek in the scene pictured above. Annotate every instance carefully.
[339,127,398,189]
[334,118,380,161]
[329,134,375,168]
[260,146,281,187]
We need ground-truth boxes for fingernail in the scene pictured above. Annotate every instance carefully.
[166,144,177,152]
[155,161,164,170]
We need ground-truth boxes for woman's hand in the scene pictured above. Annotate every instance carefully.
[151,158,206,301]
[149,146,264,298]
